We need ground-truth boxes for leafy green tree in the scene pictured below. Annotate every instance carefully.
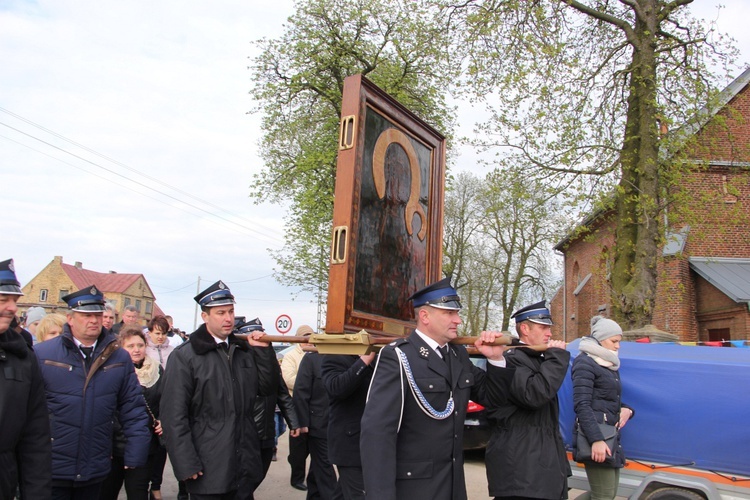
[444,169,565,335]
[249,0,456,296]
[478,166,566,330]
[443,171,502,334]
[443,171,484,289]
[440,0,738,328]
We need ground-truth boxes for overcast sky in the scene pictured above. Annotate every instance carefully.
[2,1,748,333]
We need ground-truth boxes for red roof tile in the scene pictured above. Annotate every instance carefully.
[153,303,166,317]
[61,263,154,297]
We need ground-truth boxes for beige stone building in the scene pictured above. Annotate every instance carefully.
[18,256,164,325]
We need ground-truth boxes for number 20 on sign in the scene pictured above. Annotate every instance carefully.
[276,314,292,334]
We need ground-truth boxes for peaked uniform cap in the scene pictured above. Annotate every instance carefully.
[195,280,235,307]
[511,300,553,325]
[0,258,23,295]
[62,285,106,312]
[408,277,462,311]
[238,317,264,333]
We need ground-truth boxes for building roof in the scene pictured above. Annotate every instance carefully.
[689,257,750,304]
[153,303,166,317]
[61,262,154,297]
[554,68,750,251]
[670,67,750,149]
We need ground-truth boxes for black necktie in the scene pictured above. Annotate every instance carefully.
[439,345,452,380]
[219,342,229,357]
[80,346,93,371]
[439,345,450,363]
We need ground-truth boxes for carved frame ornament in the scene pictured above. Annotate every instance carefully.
[326,74,446,336]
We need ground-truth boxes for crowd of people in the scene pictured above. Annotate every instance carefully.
[1,257,634,500]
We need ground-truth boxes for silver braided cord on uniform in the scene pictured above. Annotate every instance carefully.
[395,347,455,420]
[366,347,405,432]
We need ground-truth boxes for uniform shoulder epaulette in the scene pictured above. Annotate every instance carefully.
[385,337,409,348]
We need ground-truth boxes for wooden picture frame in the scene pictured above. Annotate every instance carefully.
[325,74,446,336]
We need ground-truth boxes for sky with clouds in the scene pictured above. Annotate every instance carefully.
[1,0,748,333]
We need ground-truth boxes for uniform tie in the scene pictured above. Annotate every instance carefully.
[439,345,450,363]
[80,346,94,371]
[219,342,229,358]
[439,345,452,379]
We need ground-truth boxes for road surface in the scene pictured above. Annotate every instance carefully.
[121,437,593,499]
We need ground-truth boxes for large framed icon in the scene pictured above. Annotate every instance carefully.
[325,74,446,336]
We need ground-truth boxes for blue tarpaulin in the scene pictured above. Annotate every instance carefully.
[559,340,750,476]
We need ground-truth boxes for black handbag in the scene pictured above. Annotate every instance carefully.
[574,421,618,464]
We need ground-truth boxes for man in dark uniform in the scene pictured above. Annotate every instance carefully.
[321,349,376,500]
[294,349,341,499]
[160,281,278,500]
[360,277,514,500]
[483,301,571,499]
[282,324,315,491]
[242,317,301,499]
[0,258,51,499]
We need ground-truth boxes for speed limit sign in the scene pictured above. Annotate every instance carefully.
[275,314,292,334]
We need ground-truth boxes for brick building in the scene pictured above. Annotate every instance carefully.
[18,255,165,325]
[552,68,750,342]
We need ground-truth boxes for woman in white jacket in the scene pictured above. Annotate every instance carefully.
[146,315,175,369]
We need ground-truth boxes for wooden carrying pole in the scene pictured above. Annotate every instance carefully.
[235,331,549,355]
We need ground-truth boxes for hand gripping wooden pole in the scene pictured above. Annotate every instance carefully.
[235,330,551,355]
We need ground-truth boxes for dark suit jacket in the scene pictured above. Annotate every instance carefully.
[485,347,571,498]
[360,331,514,500]
[254,362,300,447]
[321,354,373,467]
[293,352,329,438]
[159,325,277,494]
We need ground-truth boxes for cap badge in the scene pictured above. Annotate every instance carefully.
[219,281,226,290]
[90,286,97,294]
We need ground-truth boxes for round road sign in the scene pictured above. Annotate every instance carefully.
[275,314,292,334]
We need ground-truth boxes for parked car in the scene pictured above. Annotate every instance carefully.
[463,356,491,450]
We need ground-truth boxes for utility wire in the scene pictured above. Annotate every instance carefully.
[232,295,313,303]
[151,281,200,294]
[152,275,276,294]
[226,274,274,284]
[0,106,275,234]
[0,120,284,243]
[0,131,280,242]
